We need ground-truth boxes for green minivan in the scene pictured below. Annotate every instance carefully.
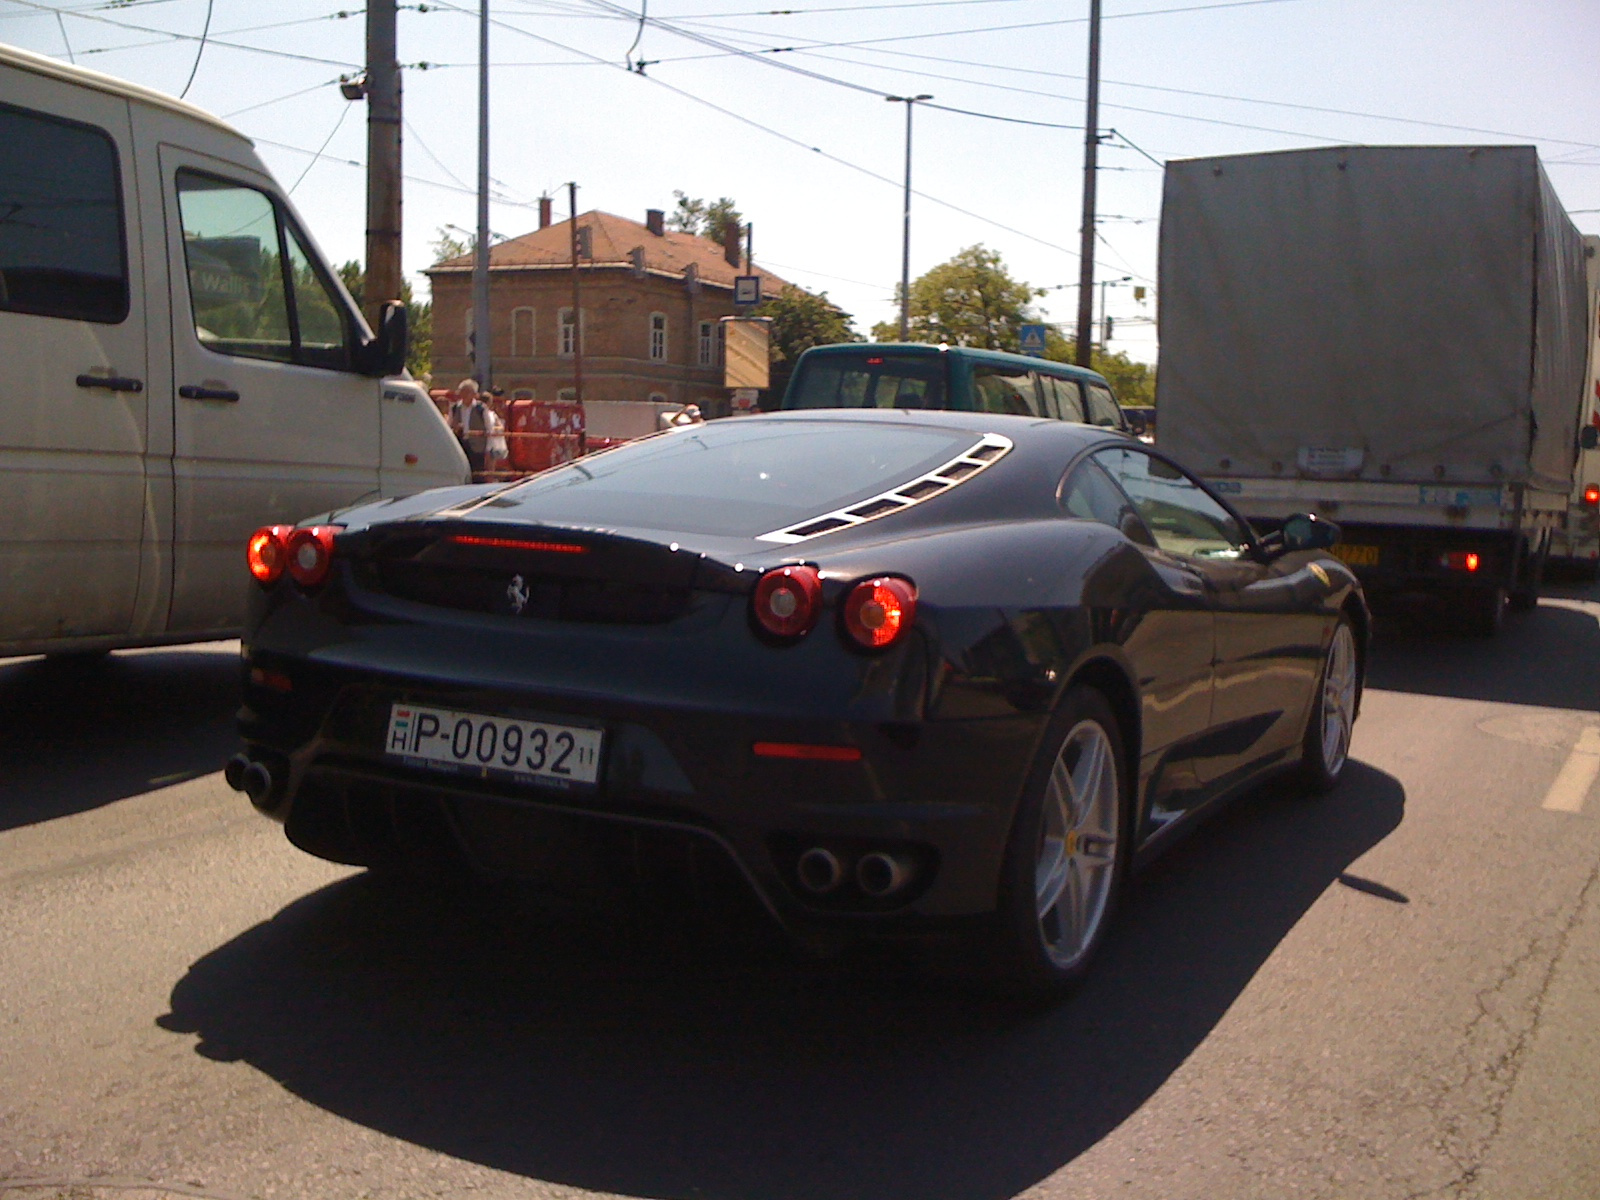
[780,342,1128,431]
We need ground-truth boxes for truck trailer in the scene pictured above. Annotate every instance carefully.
[1547,233,1600,578]
[1156,145,1590,635]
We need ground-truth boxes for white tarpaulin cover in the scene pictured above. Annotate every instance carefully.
[1157,146,1589,493]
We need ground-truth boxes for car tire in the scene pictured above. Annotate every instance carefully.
[989,684,1130,998]
[1297,616,1360,794]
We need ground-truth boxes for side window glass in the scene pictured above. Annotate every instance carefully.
[176,171,292,362]
[1085,381,1122,427]
[1061,457,1155,547]
[285,220,349,369]
[1094,446,1246,559]
[0,102,128,323]
[1046,376,1087,422]
[973,366,1040,416]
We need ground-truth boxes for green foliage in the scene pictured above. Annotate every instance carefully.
[669,191,743,242]
[430,227,473,264]
[338,260,434,379]
[1037,331,1155,405]
[755,286,861,395]
[870,245,1044,350]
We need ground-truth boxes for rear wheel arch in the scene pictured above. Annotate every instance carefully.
[1065,654,1141,817]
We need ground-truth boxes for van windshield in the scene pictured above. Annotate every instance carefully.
[785,353,949,411]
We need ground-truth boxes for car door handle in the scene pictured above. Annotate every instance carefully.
[76,374,144,393]
[179,385,241,402]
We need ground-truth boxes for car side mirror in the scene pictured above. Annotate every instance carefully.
[357,300,408,377]
[1580,425,1599,451]
[1281,512,1341,553]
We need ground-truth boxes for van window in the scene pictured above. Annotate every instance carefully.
[176,171,350,369]
[1084,381,1123,427]
[787,353,947,410]
[972,366,1041,416]
[0,103,127,324]
[1041,374,1086,422]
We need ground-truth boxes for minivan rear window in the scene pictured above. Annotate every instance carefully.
[786,354,947,411]
[0,102,128,324]
[505,419,980,538]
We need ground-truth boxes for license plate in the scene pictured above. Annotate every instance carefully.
[384,703,603,788]
[1330,543,1380,567]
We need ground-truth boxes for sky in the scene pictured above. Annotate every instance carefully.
[5,0,1600,367]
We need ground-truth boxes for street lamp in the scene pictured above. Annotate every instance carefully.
[886,94,932,342]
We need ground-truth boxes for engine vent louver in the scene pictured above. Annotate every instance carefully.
[757,432,1013,545]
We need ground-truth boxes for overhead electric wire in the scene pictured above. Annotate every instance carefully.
[669,0,1302,21]
[221,78,344,119]
[286,100,353,194]
[177,0,213,97]
[6,0,361,69]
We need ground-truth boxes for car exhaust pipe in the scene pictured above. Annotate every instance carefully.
[856,851,914,898]
[240,761,274,806]
[224,753,252,792]
[796,847,844,894]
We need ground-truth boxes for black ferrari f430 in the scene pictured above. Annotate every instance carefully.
[231,410,1367,992]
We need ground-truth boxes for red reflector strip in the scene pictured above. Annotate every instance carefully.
[249,667,293,693]
[448,534,587,554]
[752,741,863,762]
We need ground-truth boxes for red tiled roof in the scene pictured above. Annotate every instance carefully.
[426,209,793,295]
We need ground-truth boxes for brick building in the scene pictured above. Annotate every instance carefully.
[426,205,792,422]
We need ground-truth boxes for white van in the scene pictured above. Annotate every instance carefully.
[0,44,467,658]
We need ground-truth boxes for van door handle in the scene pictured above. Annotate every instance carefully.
[76,374,144,393]
[179,385,241,402]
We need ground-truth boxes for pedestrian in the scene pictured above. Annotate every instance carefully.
[485,406,510,478]
[449,378,490,478]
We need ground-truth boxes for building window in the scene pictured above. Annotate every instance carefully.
[698,320,715,367]
[511,307,534,357]
[464,307,474,359]
[557,387,576,403]
[649,392,668,405]
[559,307,582,356]
[650,312,668,362]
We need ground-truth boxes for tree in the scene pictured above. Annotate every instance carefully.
[430,227,473,264]
[338,260,433,380]
[668,191,742,241]
[870,245,1044,350]
[755,286,860,397]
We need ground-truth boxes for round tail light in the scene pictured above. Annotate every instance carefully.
[843,576,917,649]
[246,525,293,585]
[284,526,339,588]
[1584,484,1599,506]
[753,565,823,638]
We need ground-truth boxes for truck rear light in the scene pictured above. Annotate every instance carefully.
[246,525,293,585]
[1584,485,1599,506]
[1440,551,1481,572]
[285,526,339,588]
[753,565,823,638]
[843,576,917,649]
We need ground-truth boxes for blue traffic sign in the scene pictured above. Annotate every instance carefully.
[1019,324,1048,357]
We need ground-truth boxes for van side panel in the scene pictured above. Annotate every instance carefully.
[0,74,149,648]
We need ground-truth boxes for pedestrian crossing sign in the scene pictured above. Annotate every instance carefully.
[1019,324,1048,357]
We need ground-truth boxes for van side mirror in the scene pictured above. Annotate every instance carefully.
[357,300,408,377]
[1580,425,1599,451]
[1281,512,1340,553]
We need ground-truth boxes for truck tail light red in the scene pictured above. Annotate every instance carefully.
[1440,551,1481,572]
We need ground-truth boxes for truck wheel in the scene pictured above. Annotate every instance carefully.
[1466,585,1506,638]
[1509,535,1546,613]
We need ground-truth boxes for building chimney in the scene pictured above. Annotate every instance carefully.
[539,196,552,229]
[723,217,741,268]
[645,208,665,237]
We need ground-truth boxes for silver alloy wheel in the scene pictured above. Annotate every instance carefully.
[1320,623,1359,778]
[1034,719,1120,970]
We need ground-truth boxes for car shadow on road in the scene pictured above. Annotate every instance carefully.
[158,761,1404,1200]
[1365,596,1600,712]
[0,645,240,832]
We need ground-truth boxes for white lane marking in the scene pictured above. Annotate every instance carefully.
[1541,726,1600,813]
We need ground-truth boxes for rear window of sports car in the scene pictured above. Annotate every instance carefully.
[503,421,982,538]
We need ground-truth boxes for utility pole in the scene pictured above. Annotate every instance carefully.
[363,0,402,330]
[470,0,491,386]
[569,181,584,406]
[1073,0,1102,368]
[887,94,932,341]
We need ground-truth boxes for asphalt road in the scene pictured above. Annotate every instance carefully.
[2,594,1599,1200]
